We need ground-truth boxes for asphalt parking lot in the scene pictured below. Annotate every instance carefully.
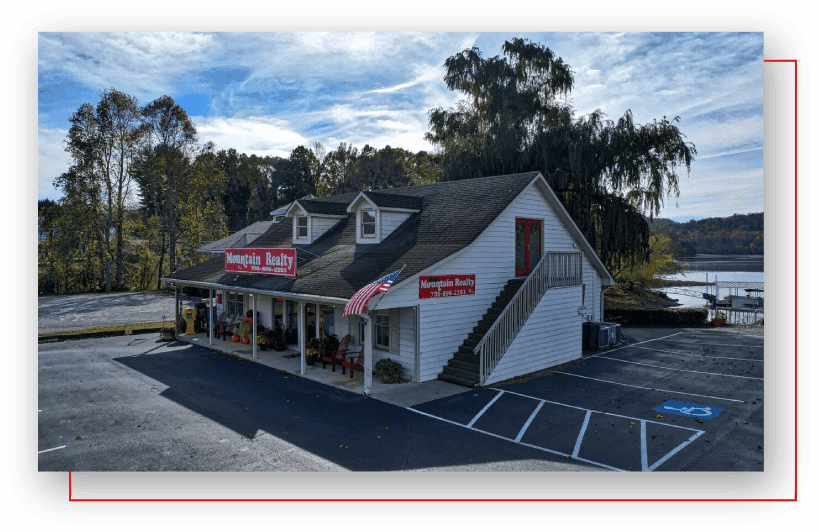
[38,326,763,472]
[410,327,764,471]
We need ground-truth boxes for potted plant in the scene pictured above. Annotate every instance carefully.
[257,333,270,351]
[231,334,240,343]
[711,311,726,327]
[305,337,320,366]
[272,326,286,351]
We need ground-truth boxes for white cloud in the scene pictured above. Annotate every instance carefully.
[194,116,308,158]
[38,127,68,200]
[366,66,444,94]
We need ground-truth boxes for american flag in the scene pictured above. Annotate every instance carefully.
[343,268,403,316]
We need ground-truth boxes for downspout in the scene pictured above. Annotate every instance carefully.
[601,286,612,322]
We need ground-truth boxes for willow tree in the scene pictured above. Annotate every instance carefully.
[425,38,696,270]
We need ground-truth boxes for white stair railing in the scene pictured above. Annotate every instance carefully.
[474,252,582,385]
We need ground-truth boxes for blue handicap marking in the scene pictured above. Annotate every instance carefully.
[654,400,723,420]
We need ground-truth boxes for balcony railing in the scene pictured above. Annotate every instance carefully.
[475,252,582,385]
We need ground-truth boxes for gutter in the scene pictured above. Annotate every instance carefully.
[160,278,350,306]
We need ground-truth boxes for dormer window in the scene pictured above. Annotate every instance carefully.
[361,210,376,237]
[296,216,308,239]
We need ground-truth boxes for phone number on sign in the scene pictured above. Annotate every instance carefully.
[428,289,470,298]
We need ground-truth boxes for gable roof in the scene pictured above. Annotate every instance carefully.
[286,198,349,217]
[166,171,613,300]
[195,220,273,253]
[347,190,423,212]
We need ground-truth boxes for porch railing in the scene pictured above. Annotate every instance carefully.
[475,251,582,385]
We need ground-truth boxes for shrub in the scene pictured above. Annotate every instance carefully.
[375,358,408,384]
[604,308,708,327]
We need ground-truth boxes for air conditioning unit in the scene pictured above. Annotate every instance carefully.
[597,326,611,349]
[600,322,622,345]
[582,322,599,350]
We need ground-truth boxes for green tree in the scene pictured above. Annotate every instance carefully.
[426,38,696,270]
[96,88,143,290]
[137,95,198,287]
[318,142,358,196]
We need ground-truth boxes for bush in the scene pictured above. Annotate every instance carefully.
[604,308,708,327]
[375,358,408,384]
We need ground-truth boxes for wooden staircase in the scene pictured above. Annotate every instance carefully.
[438,278,525,387]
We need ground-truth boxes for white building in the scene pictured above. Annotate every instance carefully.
[164,172,614,390]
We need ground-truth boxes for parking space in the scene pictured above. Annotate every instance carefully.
[409,327,764,471]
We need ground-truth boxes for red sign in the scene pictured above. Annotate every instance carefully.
[419,274,476,299]
[225,248,296,277]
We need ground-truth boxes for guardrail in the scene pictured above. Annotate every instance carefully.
[475,252,582,385]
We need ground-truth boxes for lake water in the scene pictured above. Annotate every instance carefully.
[658,255,764,309]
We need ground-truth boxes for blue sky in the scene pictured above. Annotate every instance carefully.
[38,32,764,221]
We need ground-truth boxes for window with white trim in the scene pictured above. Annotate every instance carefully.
[375,311,390,349]
[296,216,308,238]
[227,292,244,317]
[361,210,376,237]
[374,309,400,353]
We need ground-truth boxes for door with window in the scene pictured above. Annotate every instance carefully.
[515,218,542,276]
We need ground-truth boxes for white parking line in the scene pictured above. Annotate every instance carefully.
[405,406,622,471]
[586,331,684,358]
[630,345,761,362]
[671,337,763,348]
[646,430,705,472]
[572,410,592,458]
[467,390,504,427]
[515,400,545,443]
[408,388,705,472]
[550,371,746,403]
[592,354,764,381]
[38,445,66,454]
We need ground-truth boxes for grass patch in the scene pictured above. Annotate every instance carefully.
[38,321,171,343]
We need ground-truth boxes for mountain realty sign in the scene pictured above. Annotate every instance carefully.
[225,248,296,277]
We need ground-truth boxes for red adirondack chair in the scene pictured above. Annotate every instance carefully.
[213,312,227,338]
[218,314,239,339]
[341,350,365,379]
[322,334,359,373]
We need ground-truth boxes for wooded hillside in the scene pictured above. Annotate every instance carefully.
[651,213,763,255]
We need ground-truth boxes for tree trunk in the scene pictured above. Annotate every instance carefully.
[157,232,166,291]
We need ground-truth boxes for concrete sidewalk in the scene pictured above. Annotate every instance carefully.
[180,331,469,408]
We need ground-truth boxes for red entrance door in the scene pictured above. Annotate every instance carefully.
[515,219,542,276]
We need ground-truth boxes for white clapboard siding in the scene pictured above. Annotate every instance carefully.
[380,180,588,382]
[311,216,341,241]
[582,257,602,321]
[380,211,412,240]
[484,286,583,385]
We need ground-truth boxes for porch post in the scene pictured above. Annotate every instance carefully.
[282,298,289,328]
[363,312,373,395]
[316,304,322,339]
[299,300,306,375]
[209,289,213,346]
[174,285,179,341]
[252,294,257,359]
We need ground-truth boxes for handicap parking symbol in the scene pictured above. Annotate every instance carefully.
[654,400,723,420]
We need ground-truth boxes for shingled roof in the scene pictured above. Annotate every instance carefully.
[166,172,579,300]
